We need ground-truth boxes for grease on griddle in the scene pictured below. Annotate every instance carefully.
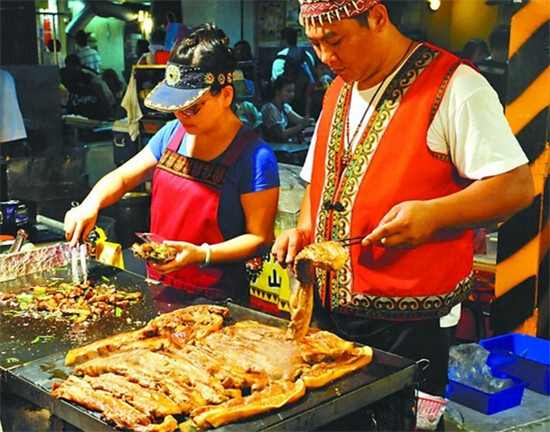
[41,361,69,380]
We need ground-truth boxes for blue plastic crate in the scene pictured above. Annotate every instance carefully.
[446,374,526,415]
[480,333,550,395]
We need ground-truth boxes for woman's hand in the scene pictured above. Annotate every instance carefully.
[64,203,100,247]
[149,241,207,274]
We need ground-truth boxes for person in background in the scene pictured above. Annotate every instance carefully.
[477,24,511,105]
[44,38,65,68]
[102,68,127,109]
[60,54,115,121]
[136,38,150,64]
[137,28,167,65]
[233,39,256,83]
[0,69,29,157]
[261,75,311,143]
[272,1,533,425]
[65,24,280,305]
[74,29,101,73]
[460,37,490,64]
[305,60,333,119]
[271,26,316,115]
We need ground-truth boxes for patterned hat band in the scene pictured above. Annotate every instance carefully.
[164,62,234,90]
[299,0,380,26]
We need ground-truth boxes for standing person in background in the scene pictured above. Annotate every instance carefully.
[272,2,533,425]
[65,24,280,305]
[136,38,150,65]
[44,38,65,68]
[459,37,490,64]
[0,69,28,157]
[233,39,256,83]
[477,25,511,105]
[74,29,101,73]
[305,60,333,119]
[261,75,311,143]
[102,68,127,114]
[271,26,315,115]
[137,28,167,65]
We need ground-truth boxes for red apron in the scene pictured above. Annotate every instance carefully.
[147,124,255,301]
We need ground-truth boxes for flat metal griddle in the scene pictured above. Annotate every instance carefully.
[4,294,418,431]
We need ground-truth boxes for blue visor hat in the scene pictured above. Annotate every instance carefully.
[144,62,234,112]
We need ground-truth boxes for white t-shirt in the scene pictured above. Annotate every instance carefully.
[302,64,527,181]
[300,62,528,327]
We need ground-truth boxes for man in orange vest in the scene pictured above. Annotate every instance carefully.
[272,0,533,410]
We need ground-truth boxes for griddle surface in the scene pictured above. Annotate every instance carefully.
[0,262,158,369]
[6,302,417,431]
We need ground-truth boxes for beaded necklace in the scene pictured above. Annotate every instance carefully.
[341,40,416,171]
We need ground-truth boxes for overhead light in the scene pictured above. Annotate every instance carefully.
[138,10,153,36]
[428,0,441,11]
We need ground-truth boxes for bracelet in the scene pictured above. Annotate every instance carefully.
[200,243,211,268]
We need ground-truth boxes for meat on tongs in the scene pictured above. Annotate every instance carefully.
[287,241,349,341]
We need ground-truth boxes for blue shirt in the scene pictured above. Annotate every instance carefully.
[148,120,280,239]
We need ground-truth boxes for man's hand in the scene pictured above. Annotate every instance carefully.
[271,228,310,267]
[362,201,440,248]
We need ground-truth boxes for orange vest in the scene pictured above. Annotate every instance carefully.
[310,43,474,320]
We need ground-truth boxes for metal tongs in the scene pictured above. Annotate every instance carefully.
[70,243,88,285]
[335,236,364,247]
[8,229,28,254]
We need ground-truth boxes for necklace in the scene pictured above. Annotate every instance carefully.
[341,40,416,170]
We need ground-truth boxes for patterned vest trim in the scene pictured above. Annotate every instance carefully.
[310,43,474,320]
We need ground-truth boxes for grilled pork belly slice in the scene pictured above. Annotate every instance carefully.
[286,268,314,341]
[145,304,228,338]
[294,241,349,274]
[133,416,178,432]
[300,345,374,388]
[200,321,303,382]
[76,349,234,406]
[191,379,307,429]
[65,305,228,366]
[288,241,349,341]
[51,375,154,430]
[65,327,150,366]
[83,373,181,417]
[297,327,356,363]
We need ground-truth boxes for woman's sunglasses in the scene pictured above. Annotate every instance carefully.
[179,94,211,117]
